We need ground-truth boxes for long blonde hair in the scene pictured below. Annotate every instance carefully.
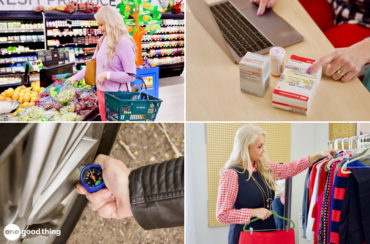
[222,125,276,190]
[94,6,136,64]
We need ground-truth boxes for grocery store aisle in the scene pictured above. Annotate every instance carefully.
[156,75,184,121]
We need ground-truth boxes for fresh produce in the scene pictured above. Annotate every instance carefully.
[18,106,47,121]
[17,106,81,122]
[2,81,44,117]
[73,79,92,89]
[59,104,75,114]
[16,78,97,121]
[56,88,75,104]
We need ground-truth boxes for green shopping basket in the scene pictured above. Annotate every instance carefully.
[104,76,162,121]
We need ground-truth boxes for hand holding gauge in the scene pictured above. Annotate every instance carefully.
[80,164,105,193]
[76,154,133,219]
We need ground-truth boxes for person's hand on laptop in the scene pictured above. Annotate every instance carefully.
[251,0,277,16]
[307,38,370,82]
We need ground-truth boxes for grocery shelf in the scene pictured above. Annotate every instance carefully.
[47,43,98,47]
[0,29,44,34]
[46,25,99,29]
[0,50,44,56]
[0,40,44,44]
[0,82,21,88]
[47,33,102,37]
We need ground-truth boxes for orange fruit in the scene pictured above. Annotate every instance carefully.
[31,96,38,102]
[128,26,134,32]
[20,85,27,90]
[0,95,5,101]
[11,92,19,100]
[29,101,35,106]
[125,5,131,12]
[34,86,40,93]
[150,25,156,31]
[21,102,29,108]
[5,88,14,97]
[23,94,30,103]
[143,15,150,22]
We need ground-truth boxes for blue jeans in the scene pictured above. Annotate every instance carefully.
[272,196,284,230]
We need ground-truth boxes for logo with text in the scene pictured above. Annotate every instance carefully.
[3,224,61,240]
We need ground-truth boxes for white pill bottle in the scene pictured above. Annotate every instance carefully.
[269,47,286,77]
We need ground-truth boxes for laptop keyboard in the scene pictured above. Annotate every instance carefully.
[210,2,273,57]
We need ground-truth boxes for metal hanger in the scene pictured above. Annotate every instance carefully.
[341,134,370,174]
[242,210,295,234]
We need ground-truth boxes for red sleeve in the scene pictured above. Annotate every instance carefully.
[269,156,311,180]
[216,169,252,224]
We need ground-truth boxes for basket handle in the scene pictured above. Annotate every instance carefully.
[127,73,148,91]
[124,73,149,100]
[242,210,295,232]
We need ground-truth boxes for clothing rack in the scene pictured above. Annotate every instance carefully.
[328,134,370,150]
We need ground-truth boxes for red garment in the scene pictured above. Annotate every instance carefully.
[299,0,334,32]
[308,163,319,206]
[324,24,370,48]
[326,161,341,242]
[216,157,311,224]
[299,0,370,48]
[313,160,330,244]
[97,89,107,121]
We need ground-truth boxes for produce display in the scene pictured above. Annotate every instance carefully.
[0,75,98,121]
[0,81,44,116]
[17,78,98,121]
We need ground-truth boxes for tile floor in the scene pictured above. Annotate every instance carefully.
[156,75,184,121]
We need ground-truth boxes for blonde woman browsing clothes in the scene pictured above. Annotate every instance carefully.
[216,124,336,244]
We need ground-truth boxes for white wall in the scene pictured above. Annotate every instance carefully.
[290,123,328,244]
[185,123,229,244]
[185,123,329,244]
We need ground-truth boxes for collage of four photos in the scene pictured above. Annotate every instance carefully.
[0,0,369,243]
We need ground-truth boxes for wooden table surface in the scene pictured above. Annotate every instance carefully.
[186,0,370,121]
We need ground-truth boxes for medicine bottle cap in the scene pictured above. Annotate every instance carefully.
[269,47,285,58]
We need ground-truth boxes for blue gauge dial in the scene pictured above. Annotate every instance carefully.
[80,164,105,193]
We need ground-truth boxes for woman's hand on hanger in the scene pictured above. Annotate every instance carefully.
[251,208,272,220]
[309,149,337,164]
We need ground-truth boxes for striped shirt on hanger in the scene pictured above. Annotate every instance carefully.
[328,0,370,28]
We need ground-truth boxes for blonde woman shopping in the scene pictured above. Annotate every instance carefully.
[67,5,136,121]
[216,124,336,244]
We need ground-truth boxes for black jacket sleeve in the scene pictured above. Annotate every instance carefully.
[128,156,184,230]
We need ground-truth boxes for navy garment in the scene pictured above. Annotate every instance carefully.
[272,196,284,230]
[301,157,325,239]
[339,168,370,244]
[228,167,276,244]
[302,166,312,238]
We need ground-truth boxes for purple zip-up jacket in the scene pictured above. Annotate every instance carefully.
[73,35,136,91]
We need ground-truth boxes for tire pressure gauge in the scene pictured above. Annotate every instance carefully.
[80,164,105,193]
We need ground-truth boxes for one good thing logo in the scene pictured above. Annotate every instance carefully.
[3,224,61,240]
[3,224,21,241]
